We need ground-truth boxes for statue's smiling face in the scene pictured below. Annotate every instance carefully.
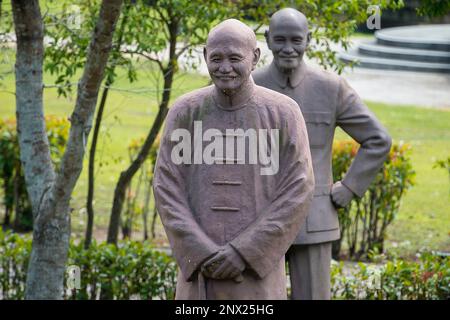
[266,12,311,72]
[205,36,256,92]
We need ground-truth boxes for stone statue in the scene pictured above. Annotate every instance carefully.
[253,8,392,300]
[153,19,315,299]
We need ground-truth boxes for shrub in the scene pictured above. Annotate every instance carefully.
[0,229,176,300]
[1,229,448,300]
[65,240,176,300]
[121,135,160,240]
[332,141,415,260]
[331,251,450,300]
[0,116,68,230]
[433,157,450,194]
[0,230,31,299]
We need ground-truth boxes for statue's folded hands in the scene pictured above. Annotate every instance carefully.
[201,244,245,282]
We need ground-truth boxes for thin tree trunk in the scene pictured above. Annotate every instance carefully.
[84,3,130,249]
[143,201,149,240]
[85,86,109,249]
[4,207,10,226]
[12,0,123,299]
[107,18,179,244]
[142,173,152,241]
[12,168,20,230]
[151,205,157,239]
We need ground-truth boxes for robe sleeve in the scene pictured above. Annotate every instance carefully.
[335,77,392,197]
[153,103,220,282]
[229,102,315,279]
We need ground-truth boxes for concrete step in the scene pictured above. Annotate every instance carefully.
[358,41,450,63]
[375,24,450,51]
[339,50,450,73]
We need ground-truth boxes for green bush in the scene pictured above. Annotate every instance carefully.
[331,252,450,300]
[0,230,31,299]
[332,141,415,260]
[433,156,450,194]
[120,135,160,240]
[0,229,176,300]
[0,116,68,230]
[1,229,449,300]
[65,240,176,300]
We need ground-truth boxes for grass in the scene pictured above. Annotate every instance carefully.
[1,48,449,257]
[355,103,450,258]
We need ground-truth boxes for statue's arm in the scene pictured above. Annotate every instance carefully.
[229,103,315,279]
[153,106,219,281]
[335,78,392,198]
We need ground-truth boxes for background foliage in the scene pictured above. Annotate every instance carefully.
[0,229,176,300]
[0,116,68,230]
[332,141,415,260]
[331,251,450,300]
[1,228,448,300]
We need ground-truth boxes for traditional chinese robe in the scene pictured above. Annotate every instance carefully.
[153,83,314,299]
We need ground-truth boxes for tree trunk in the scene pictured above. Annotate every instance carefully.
[151,206,157,239]
[107,19,178,244]
[85,86,109,249]
[13,168,21,230]
[4,207,10,226]
[142,175,152,241]
[84,3,130,249]
[12,0,123,299]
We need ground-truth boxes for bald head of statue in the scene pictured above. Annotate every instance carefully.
[265,8,311,72]
[204,19,260,93]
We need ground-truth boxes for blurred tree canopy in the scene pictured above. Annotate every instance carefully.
[39,0,405,80]
[236,0,404,73]
[416,0,450,18]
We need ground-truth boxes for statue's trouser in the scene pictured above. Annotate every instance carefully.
[287,242,332,300]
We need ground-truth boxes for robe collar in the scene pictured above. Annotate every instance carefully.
[269,60,308,89]
[213,77,256,111]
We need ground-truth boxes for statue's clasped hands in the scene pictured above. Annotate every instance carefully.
[201,244,245,283]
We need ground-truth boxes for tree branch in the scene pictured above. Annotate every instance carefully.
[120,48,164,73]
[48,0,124,223]
[174,42,193,60]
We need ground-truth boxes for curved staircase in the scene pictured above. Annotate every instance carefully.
[339,24,450,73]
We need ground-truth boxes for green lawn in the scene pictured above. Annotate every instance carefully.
[353,103,450,258]
[1,48,449,257]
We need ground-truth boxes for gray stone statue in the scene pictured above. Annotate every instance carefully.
[153,19,315,299]
[253,8,392,300]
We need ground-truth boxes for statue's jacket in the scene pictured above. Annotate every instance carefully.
[153,84,315,299]
[253,61,392,244]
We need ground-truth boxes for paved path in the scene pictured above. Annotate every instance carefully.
[179,39,450,109]
[340,66,450,109]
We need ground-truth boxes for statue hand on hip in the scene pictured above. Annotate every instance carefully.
[331,181,355,208]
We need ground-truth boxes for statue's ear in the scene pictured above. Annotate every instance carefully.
[264,30,271,49]
[252,47,261,70]
[306,31,312,47]
[203,47,207,61]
